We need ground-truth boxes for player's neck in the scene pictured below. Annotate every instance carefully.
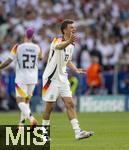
[25,39,32,43]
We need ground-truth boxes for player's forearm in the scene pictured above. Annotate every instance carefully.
[38,47,43,60]
[38,54,43,61]
[55,40,71,50]
[67,61,78,72]
[0,58,12,70]
[38,57,43,61]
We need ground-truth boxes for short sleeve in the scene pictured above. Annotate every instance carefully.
[51,37,62,50]
[9,44,18,60]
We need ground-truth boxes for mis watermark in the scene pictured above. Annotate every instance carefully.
[0,125,50,150]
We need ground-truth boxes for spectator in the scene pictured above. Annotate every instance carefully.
[0,76,8,111]
[86,56,103,95]
[77,44,91,68]
[96,36,113,67]
[120,43,129,64]
[109,35,123,65]
[90,41,103,66]
[118,65,129,94]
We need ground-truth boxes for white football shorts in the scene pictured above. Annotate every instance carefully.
[42,79,72,102]
[15,83,35,98]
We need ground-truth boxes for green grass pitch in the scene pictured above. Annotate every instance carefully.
[0,112,129,150]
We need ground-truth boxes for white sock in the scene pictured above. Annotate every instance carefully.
[42,120,50,126]
[18,102,33,121]
[19,112,26,125]
[19,103,30,124]
[26,103,30,112]
[26,103,33,121]
[70,118,81,134]
[42,120,50,134]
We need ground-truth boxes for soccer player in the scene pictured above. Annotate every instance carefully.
[0,28,43,127]
[42,19,93,140]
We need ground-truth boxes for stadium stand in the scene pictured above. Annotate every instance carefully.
[0,0,129,110]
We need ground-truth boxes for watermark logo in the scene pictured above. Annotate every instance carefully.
[0,125,50,150]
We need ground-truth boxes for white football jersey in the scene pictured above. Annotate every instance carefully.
[43,37,74,85]
[9,42,41,84]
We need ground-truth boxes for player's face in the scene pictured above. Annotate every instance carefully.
[65,23,76,35]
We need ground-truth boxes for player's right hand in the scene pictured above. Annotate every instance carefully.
[69,33,76,43]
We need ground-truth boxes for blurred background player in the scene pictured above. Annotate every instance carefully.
[0,27,43,127]
[42,19,93,140]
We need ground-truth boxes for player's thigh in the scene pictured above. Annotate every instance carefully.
[60,83,75,108]
[15,83,28,98]
[42,80,59,102]
[27,84,35,98]
[60,82,72,98]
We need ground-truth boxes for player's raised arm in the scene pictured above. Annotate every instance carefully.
[55,33,76,50]
[54,19,76,50]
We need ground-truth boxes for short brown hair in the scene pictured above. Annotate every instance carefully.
[60,19,74,34]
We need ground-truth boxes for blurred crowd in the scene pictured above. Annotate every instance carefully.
[0,0,129,110]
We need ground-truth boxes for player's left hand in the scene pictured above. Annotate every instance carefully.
[76,68,86,74]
